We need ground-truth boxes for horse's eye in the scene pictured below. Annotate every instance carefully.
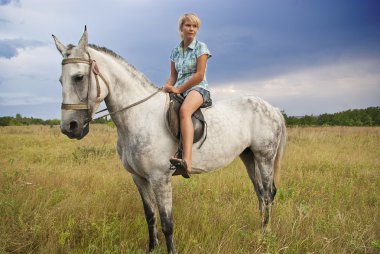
[74,75,84,82]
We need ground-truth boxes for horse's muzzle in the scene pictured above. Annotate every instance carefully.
[61,119,90,140]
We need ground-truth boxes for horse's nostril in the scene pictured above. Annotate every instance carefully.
[69,121,78,131]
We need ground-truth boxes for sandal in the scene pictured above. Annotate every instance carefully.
[170,158,190,179]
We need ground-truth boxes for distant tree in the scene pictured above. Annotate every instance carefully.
[92,117,108,124]
[365,107,380,125]
[317,113,333,125]
[300,115,317,125]
[361,113,373,126]
[285,116,300,126]
[45,119,61,126]
[0,116,12,126]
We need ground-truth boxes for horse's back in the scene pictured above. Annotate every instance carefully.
[204,95,284,130]
[209,95,284,147]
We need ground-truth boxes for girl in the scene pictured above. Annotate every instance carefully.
[163,13,212,178]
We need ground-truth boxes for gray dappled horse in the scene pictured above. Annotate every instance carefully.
[53,28,286,254]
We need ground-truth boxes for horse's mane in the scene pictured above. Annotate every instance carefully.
[88,44,156,89]
[89,44,123,61]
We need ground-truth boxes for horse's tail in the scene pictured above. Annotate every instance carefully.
[274,111,287,184]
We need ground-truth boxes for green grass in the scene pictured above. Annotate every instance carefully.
[1,125,379,253]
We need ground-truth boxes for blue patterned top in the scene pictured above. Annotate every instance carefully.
[170,39,212,96]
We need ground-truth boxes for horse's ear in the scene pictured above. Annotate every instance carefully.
[78,26,88,51]
[52,34,67,57]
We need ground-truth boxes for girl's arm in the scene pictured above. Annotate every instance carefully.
[163,62,177,92]
[175,54,208,94]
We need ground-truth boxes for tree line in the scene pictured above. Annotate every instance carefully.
[0,113,110,126]
[0,114,61,126]
[1,107,380,127]
[283,107,380,126]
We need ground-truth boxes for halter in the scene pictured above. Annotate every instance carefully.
[60,52,162,120]
[60,52,109,114]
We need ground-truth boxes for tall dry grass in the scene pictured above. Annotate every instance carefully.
[1,125,379,253]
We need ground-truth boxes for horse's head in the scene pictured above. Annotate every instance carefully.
[52,27,108,139]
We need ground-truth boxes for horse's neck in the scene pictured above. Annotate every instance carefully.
[89,48,158,118]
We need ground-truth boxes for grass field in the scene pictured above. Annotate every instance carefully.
[1,125,379,253]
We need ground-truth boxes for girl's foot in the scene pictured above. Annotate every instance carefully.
[169,158,190,178]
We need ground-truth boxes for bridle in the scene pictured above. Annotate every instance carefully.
[60,52,162,121]
[61,52,109,114]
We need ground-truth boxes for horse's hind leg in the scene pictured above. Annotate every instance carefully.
[255,152,277,231]
[240,148,276,232]
[132,175,159,252]
[240,148,263,209]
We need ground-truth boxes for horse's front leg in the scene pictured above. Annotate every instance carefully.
[151,174,177,254]
[132,175,159,252]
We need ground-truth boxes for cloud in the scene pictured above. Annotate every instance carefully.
[0,0,19,6]
[0,38,45,58]
[212,57,380,115]
[0,92,56,106]
[0,42,17,58]
[0,0,11,5]
[0,44,61,109]
[0,18,11,24]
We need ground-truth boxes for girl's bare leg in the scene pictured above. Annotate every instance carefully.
[178,90,203,172]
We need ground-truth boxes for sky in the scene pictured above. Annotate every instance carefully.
[0,0,379,119]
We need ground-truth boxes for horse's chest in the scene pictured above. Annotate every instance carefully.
[117,134,156,173]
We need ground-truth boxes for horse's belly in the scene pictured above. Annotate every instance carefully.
[192,103,252,171]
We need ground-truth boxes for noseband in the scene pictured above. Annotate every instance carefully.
[61,52,109,113]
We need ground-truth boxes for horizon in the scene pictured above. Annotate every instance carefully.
[2,105,379,121]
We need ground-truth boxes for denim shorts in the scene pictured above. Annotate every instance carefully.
[183,87,212,108]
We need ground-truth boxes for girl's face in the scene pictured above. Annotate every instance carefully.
[181,20,198,41]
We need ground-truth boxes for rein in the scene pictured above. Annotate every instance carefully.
[93,88,162,120]
[61,52,162,121]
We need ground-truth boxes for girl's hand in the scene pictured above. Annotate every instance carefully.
[170,87,181,94]
[163,83,172,92]
[163,84,181,94]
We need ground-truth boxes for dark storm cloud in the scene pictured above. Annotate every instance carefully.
[0,0,11,5]
[0,39,45,59]
[198,0,380,82]
[0,0,19,5]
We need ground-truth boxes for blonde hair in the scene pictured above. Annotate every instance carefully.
[178,13,201,39]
